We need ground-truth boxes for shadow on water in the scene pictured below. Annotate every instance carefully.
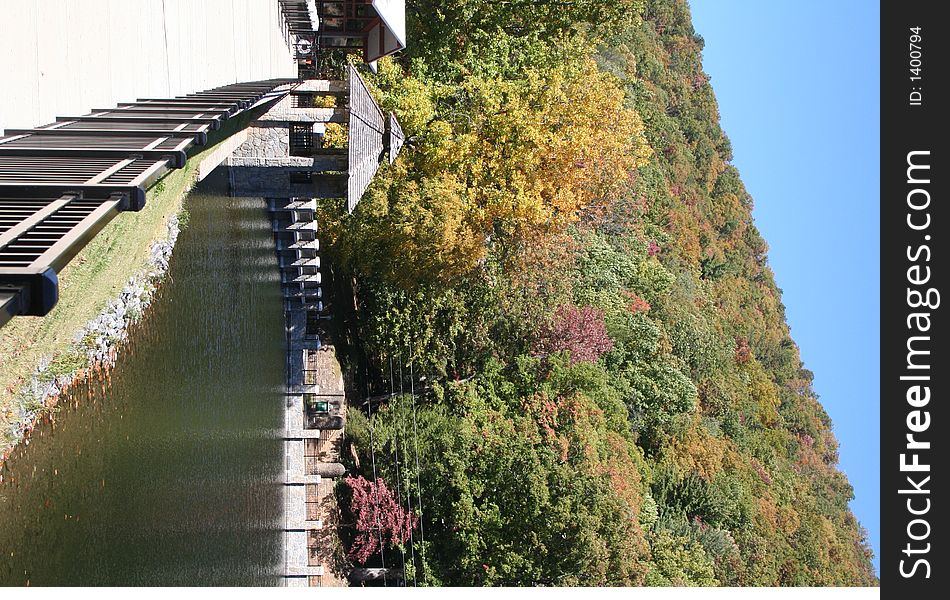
[0,168,286,586]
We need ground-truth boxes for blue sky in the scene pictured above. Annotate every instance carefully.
[689,0,880,574]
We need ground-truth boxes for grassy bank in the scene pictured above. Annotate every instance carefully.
[0,131,240,452]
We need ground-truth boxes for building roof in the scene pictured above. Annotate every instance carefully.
[366,0,407,64]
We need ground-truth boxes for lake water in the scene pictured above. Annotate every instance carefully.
[0,171,286,586]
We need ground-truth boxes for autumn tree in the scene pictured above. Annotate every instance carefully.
[319,55,652,289]
[344,476,417,564]
[406,0,646,75]
[534,305,613,365]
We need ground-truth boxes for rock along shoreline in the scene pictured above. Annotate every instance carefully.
[0,214,181,470]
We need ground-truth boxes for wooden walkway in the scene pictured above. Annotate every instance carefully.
[0,80,293,328]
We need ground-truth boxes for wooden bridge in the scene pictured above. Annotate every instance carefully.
[1,0,407,331]
[0,64,404,329]
[0,80,293,327]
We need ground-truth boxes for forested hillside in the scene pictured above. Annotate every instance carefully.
[320,0,877,586]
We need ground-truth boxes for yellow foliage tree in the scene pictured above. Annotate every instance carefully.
[335,57,653,286]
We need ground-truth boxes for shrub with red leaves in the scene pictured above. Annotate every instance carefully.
[735,336,752,364]
[344,475,417,564]
[751,460,773,486]
[535,305,613,365]
[623,291,651,315]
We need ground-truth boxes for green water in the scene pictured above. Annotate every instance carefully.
[0,173,286,586]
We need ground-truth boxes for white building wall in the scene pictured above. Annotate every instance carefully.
[0,0,296,132]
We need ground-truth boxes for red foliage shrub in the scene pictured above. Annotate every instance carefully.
[647,240,661,257]
[535,305,613,365]
[751,460,773,486]
[344,475,417,564]
[735,336,752,364]
[623,291,651,315]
